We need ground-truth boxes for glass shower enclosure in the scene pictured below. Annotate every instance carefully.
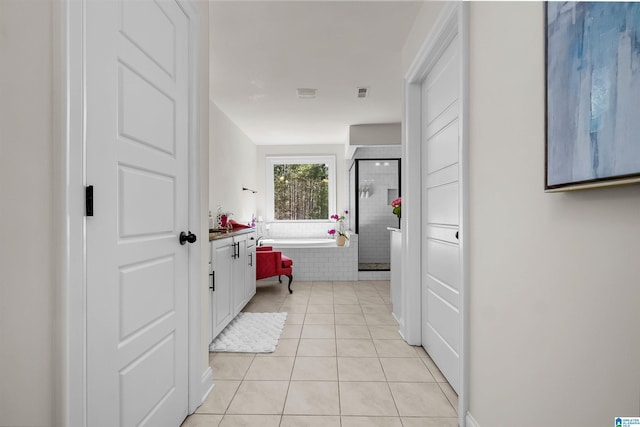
[350,159,401,271]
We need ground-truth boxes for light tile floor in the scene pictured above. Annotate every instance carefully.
[182,280,458,427]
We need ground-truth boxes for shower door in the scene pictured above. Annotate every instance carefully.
[355,159,401,271]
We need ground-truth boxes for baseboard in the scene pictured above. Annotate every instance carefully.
[466,412,480,427]
[392,312,402,326]
[200,367,214,403]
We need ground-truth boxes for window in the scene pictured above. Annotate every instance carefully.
[266,156,336,220]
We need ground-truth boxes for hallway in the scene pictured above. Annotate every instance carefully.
[182,280,457,427]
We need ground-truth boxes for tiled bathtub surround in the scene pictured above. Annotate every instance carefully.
[261,221,337,239]
[258,221,359,281]
[274,234,358,281]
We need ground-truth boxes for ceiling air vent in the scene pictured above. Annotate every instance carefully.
[297,88,317,99]
[357,87,369,98]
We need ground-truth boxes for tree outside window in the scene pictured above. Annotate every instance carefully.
[273,163,329,220]
[266,155,336,221]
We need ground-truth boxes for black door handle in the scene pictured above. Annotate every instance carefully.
[455,231,459,240]
[179,231,197,245]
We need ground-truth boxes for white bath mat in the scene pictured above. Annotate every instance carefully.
[209,312,288,353]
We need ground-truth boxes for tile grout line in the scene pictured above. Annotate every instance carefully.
[201,280,456,427]
[333,281,344,427]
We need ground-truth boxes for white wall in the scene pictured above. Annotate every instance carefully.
[0,1,55,425]
[255,144,347,220]
[349,123,401,146]
[209,102,257,223]
[401,1,446,75]
[468,3,640,426]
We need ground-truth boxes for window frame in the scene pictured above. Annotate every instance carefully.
[266,155,336,221]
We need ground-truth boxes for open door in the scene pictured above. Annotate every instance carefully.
[84,1,193,425]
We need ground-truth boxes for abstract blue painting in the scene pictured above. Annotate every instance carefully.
[546,2,640,190]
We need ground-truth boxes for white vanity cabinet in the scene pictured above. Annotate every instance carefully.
[210,239,234,340]
[210,230,257,342]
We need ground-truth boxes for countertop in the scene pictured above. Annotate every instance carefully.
[209,227,256,241]
[387,227,401,233]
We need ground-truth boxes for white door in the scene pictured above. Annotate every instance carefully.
[232,237,247,315]
[421,34,461,393]
[85,1,191,425]
[245,240,257,302]
[211,241,234,340]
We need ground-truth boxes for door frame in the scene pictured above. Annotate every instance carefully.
[352,158,402,235]
[402,3,469,425]
[61,1,204,424]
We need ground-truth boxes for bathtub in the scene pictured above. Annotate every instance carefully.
[257,235,358,281]
[259,238,338,249]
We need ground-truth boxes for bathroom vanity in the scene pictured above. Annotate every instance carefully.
[209,229,256,342]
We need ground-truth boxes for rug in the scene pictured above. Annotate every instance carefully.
[209,312,288,353]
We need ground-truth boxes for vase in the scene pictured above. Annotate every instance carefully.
[336,235,347,247]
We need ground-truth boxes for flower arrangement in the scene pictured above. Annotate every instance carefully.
[391,197,401,219]
[328,210,349,240]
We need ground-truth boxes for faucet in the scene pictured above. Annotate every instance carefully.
[256,235,265,246]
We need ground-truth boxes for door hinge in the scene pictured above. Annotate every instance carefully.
[85,185,94,217]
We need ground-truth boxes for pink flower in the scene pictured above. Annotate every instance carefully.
[391,197,402,208]
[327,229,336,235]
[330,214,339,220]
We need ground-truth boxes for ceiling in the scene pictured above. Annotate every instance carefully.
[209,1,424,145]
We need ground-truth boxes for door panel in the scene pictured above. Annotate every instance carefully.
[212,242,234,336]
[119,333,176,425]
[86,1,190,425]
[426,181,459,226]
[425,276,458,310]
[426,240,460,291]
[426,289,459,353]
[246,243,257,301]
[426,224,458,244]
[120,1,177,77]
[118,65,176,153]
[233,239,247,315]
[424,37,459,125]
[118,166,175,237]
[119,256,175,339]
[424,324,459,390]
[424,101,459,140]
[427,119,459,173]
[421,33,461,394]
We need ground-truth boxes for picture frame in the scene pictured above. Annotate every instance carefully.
[545,2,640,191]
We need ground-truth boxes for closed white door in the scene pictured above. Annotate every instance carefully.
[421,34,461,393]
[211,241,234,340]
[232,238,247,315]
[246,241,257,302]
[85,1,191,425]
